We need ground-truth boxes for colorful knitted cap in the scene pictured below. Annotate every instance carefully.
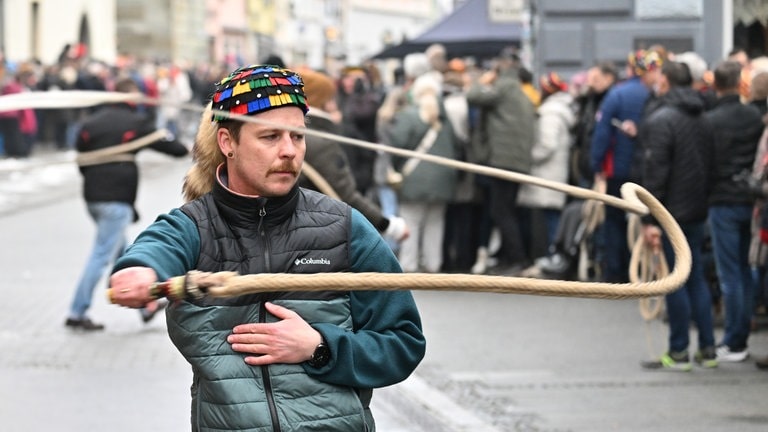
[539,71,568,94]
[211,64,308,122]
[628,50,663,76]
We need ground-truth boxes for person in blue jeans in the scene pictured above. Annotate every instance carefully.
[637,60,717,370]
[68,202,133,329]
[65,78,189,331]
[709,206,757,359]
[705,60,764,361]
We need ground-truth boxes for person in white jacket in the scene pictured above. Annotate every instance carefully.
[517,72,576,259]
[156,63,193,138]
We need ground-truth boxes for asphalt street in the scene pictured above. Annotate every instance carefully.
[1,150,768,432]
[0,152,418,432]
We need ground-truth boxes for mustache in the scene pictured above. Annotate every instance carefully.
[268,163,300,175]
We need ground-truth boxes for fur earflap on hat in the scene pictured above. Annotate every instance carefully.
[183,103,222,202]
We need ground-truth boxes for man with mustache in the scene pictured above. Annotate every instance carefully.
[108,64,426,431]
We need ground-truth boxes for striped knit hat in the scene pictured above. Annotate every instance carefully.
[211,64,308,122]
[539,72,568,95]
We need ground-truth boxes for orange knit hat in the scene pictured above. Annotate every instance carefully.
[299,69,337,109]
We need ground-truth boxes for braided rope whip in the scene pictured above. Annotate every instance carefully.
[137,183,690,302]
[0,91,690,300]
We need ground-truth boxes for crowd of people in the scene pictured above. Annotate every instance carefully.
[3,41,768,378]
[0,50,224,156]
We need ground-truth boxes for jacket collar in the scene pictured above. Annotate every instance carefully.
[212,164,300,228]
[307,108,336,123]
[713,93,741,108]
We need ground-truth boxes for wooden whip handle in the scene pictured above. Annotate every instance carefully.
[106,273,199,304]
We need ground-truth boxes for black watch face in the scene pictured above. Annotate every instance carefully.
[311,344,331,367]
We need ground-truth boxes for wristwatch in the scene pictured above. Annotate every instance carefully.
[307,341,331,368]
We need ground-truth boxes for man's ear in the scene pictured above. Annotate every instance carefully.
[217,128,234,156]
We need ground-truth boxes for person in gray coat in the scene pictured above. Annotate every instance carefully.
[465,48,537,273]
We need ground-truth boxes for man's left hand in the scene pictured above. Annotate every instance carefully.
[227,302,322,366]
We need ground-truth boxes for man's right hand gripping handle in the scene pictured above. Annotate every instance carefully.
[108,267,207,306]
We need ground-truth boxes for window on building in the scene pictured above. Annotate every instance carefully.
[636,0,702,20]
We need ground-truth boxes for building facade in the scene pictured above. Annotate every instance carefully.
[0,0,442,70]
[6,1,762,74]
[1,0,117,65]
[533,0,765,78]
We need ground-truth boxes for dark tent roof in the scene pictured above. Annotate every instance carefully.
[371,0,522,60]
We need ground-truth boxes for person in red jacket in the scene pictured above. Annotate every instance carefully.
[0,65,34,158]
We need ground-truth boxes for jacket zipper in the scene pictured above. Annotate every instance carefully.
[257,205,281,432]
[194,375,202,431]
[258,206,272,271]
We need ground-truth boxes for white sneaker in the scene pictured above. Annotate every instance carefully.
[716,345,749,362]
[471,247,488,275]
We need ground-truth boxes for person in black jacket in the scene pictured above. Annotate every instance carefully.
[638,61,717,371]
[337,66,383,195]
[65,78,189,331]
[705,60,765,362]
[297,68,409,244]
[571,61,618,188]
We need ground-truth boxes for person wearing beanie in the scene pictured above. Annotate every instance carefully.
[518,71,575,261]
[109,64,425,431]
[297,67,409,243]
[538,71,568,98]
